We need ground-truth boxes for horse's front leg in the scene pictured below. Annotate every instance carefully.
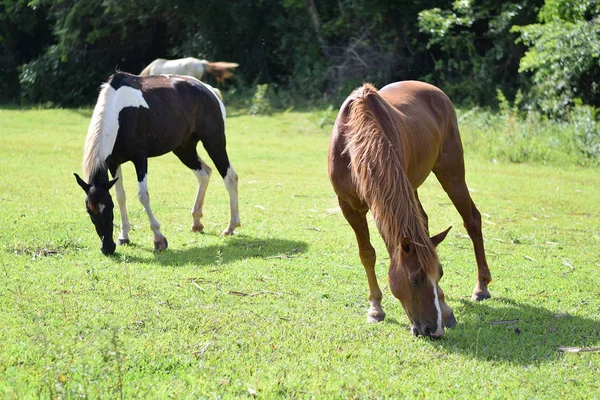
[222,165,240,236]
[134,158,167,251]
[339,197,385,323]
[112,166,131,245]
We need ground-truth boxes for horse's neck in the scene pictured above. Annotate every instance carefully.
[380,196,423,242]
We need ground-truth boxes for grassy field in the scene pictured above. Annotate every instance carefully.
[0,106,598,398]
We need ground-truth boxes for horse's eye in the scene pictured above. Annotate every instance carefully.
[408,273,422,286]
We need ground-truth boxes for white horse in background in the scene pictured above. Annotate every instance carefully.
[140,57,239,84]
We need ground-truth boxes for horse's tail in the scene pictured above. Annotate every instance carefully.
[139,59,158,76]
[202,61,239,83]
[342,83,425,247]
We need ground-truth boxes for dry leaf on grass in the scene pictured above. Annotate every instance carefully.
[489,319,519,325]
[558,347,600,353]
[229,290,286,297]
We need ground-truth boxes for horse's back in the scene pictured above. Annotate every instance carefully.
[379,81,457,126]
[146,57,205,79]
[332,81,461,190]
[105,73,224,162]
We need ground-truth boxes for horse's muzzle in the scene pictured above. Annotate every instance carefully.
[412,322,445,339]
[101,240,116,255]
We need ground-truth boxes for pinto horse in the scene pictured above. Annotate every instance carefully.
[140,57,239,84]
[328,81,492,338]
[75,72,240,255]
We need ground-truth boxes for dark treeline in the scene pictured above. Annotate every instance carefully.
[1,0,598,118]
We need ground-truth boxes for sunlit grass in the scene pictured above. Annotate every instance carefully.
[0,106,598,398]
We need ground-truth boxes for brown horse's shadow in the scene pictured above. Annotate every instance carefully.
[426,296,599,364]
[114,234,308,267]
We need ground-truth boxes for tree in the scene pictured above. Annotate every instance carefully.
[512,0,600,117]
[417,0,542,105]
[0,0,53,102]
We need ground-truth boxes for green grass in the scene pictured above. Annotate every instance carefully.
[0,106,599,398]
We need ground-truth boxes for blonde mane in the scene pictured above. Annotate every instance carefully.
[82,83,111,181]
[343,83,439,278]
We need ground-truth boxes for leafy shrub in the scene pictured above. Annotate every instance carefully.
[457,106,597,166]
[250,84,272,116]
[511,1,600,117]
[569,103,600,160]
[19,46,106,106]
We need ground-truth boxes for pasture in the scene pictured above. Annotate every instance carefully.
[0,106,599,398]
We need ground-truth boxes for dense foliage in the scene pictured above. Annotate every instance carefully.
[1,0,598,120]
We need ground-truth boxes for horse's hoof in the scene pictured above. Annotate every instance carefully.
[444,313,457,328]
[117,238,130,245]
[192,223,204,233]
[471,289,491,301]
[154,237,168,252]
[221,228,235,236]
[367,311,386,323]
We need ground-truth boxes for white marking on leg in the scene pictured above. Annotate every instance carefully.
[191,161,212,232]
[431,278,444,337]
[137,175,164,244]
[83,84,149,181]
[113,166,130,243]
[222,166,240,235]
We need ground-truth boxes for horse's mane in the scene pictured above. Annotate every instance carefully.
[82,83,111,181]
[343,83,439,277]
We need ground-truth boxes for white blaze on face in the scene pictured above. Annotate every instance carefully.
[97,85,149,165]
[98,203,106,214]
[430,278,443,335]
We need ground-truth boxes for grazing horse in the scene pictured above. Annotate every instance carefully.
[75,72,240,255]
[328,81,492,338]
[140,57,239,84]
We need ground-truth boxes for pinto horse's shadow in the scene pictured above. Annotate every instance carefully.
[429,296,599,364]
[116,234,308,267]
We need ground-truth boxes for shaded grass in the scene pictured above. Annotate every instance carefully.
[0,106,598,398]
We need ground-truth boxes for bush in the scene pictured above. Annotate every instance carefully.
[569,103,600,160]
[458,104,598,166]
[19,46,106,106]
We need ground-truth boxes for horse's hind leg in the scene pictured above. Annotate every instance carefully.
[219,165,239,236]
[201,137,240,235]
[113,166,131,245]
[191,163,212,233]
[173,144,212,233]
[339,197,385,323]
[434,150,492,301]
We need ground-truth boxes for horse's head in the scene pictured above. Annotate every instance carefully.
[74,173,117,255]
[388,227,456,339]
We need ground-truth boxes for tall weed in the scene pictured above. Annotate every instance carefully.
[458,92,599,166]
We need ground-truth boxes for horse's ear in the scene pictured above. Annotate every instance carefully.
[74,173,90,193]
[400,236,414,254]
[104,177,118,191]
[430,226,452,247]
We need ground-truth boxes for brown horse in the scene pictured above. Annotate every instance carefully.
[328,81,492,338]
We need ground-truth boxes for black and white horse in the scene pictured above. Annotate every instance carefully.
[75,72,240,255]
